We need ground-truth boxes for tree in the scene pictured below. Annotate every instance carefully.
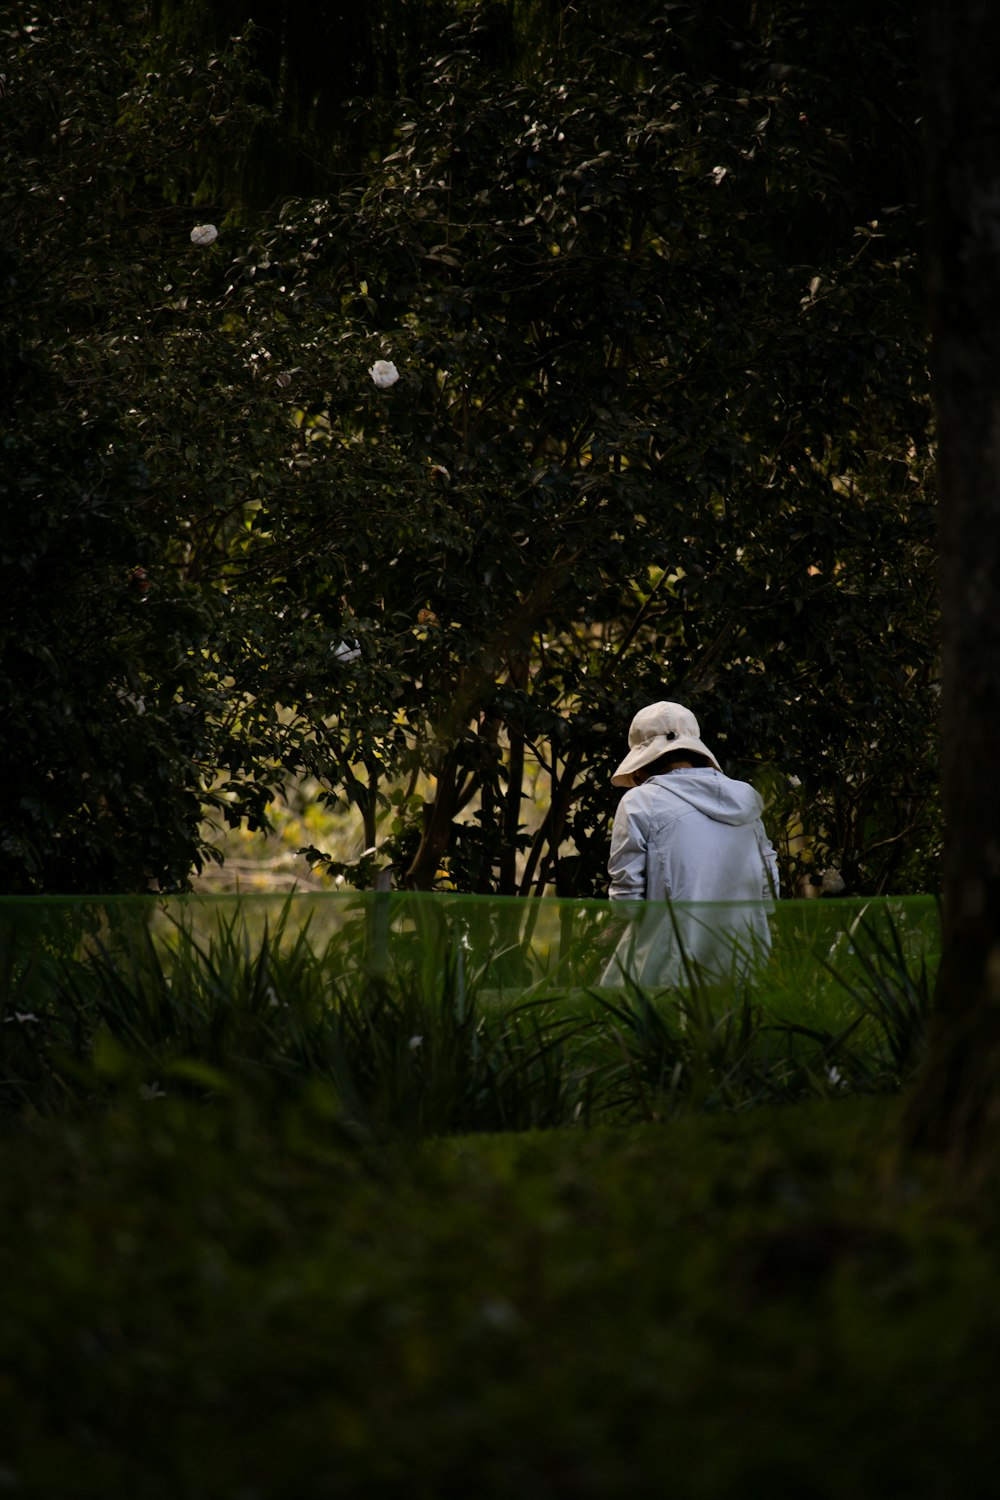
[0,8,300,890]
[0,1,940,897]
[146,0,460,207]
[231,1,938,894]
[905,1,1000,1159]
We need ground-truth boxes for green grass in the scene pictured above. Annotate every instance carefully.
[2,896,991,1497]
[0,898,935,1132]
[1,1094,998,1498]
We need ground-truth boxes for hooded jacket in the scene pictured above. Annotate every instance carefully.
[603,768,778,987]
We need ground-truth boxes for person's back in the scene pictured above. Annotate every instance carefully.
[602,703,778,988]
[609,767,774,905]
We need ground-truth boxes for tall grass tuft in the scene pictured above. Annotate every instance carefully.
[302,966,597,1141]
[0,899,937,1129]
[593,979,804,1121]
[588,905,936,1119]
[0,904,598,1134]
[818,910,933,1091]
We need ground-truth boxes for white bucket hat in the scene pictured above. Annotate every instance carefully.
[611,701,721,787]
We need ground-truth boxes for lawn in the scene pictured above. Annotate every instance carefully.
[4,891,993,1499]
[1,1094,998,1498]
[1,892,938,1130]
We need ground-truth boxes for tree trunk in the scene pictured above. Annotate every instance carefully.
[499,657,528,895]
[905,0,1000,1156]
[403,749,460,891]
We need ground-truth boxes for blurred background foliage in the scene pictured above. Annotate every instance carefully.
[1,0,937,897]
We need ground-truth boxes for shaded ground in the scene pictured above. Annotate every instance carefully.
[1,1095,997,1497]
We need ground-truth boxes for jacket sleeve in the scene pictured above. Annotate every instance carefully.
[607,794,649,901]
[755,822,780,899]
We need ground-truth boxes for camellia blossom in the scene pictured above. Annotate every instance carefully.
[190,223,219,246]
[369,359,399,389]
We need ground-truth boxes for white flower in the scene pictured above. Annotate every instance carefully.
[369,359,399,389]
[332,639,361,663]
[827,1066,843,1089]
[710,166,728,186]
[190,223,219,246]
[408,1035,423,1051]
[139,1082,166,1101]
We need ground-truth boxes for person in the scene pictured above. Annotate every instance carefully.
[601,701,779,988]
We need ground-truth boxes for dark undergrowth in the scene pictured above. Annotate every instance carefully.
[3,902,995,1498]
[1,1092,998,1498]
[1,902,932,1137]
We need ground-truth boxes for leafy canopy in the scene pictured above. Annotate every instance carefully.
[0,1,937,895]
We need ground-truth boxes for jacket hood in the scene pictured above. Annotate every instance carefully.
[643,768,763,827]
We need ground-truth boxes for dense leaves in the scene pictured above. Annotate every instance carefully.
[0,1,938,895]
[0,10,290,890]
[229,1,937,893]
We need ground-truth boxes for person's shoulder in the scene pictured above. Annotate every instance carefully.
[617,780,662,812]
[617,782,646,806]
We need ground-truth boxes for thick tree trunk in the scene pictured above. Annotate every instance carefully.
[905,1,1000,1156]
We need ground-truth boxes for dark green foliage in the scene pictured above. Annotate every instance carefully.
[594,905,934,1120]
[596,983,800,1117]
[822,911,932,1082]
[0,894,970,1494]
[2,902,600,1133]
[1,1,939,897]
[2,1094,1000,1497]
[317,979,595,1139]
[149,0,459,205]
[228,0,937,894]
[1,897,935,1129]
[0,9,299,890]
